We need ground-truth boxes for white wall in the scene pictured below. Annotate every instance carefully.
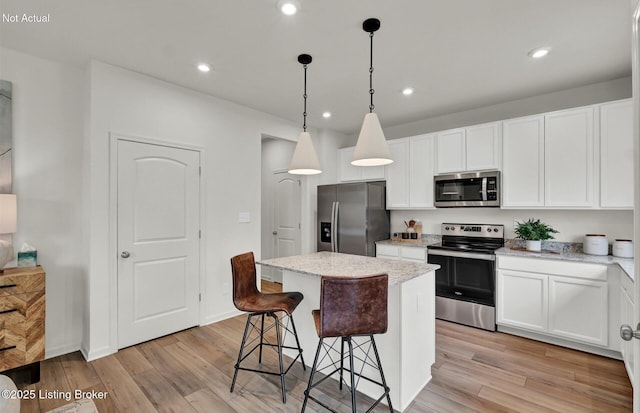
[342,77,632,147]
[0,47,85,357]
[84,61,311,359]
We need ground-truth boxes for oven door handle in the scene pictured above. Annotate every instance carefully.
[427,249,496,261]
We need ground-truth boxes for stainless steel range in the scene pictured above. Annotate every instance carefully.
[427,223,504,331]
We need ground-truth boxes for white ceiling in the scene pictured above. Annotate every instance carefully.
[0,0,632,134]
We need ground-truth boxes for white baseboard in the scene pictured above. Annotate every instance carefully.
[45,342,81,360]
[201,309,243,326]
[80,344,114,362]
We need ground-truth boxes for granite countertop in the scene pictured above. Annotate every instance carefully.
[257,252,439,285]
[495,247,635,280]
[376,238,439,249]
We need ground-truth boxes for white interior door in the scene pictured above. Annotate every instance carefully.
[117,139,200,349]
[269,172,301,283]
[632,3,640,411]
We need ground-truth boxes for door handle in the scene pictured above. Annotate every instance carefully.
[121,251,131,258]
[620,323,640,341]
[272,231,278,236]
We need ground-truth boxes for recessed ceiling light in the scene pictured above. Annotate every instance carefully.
[197,63,211,73]
[277,0,300,15]
[402,87,414,96]
[528,47,550,59]
[322,112,331,118]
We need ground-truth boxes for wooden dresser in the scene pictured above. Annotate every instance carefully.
[0,266,45,382]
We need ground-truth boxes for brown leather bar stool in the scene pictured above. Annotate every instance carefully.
[301,274,393,413]
[229,252,305,403]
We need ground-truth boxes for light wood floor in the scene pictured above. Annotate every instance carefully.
[7,280,632,412]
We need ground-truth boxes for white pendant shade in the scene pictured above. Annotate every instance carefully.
[288,131,322,175]
[0,194,17,234]
[351,112,393,166]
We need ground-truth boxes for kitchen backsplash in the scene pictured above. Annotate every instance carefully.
[391,209,633,244]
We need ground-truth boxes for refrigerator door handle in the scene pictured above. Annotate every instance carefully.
[331,201,340,252]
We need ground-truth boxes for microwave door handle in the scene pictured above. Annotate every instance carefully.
[481,177,488,201]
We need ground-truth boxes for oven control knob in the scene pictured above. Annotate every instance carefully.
[487,228,491,232]
[494,228,499,232]
[445,226,449,230]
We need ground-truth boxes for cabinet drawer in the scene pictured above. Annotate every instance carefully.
[497,257,607,281]
[0,291,45,325]
[0,317,45,371]
[376,244,400,258]
[401,247,427,261]
[0,268,45,297]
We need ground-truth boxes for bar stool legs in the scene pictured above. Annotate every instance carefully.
[301,334,393,413]
[230,311,305,403]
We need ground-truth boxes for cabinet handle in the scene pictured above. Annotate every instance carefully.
[0,284,17,289]
[0,309,18,315]
[0,346,16,352]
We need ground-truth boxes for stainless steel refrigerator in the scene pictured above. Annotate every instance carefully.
[317,181,390,257]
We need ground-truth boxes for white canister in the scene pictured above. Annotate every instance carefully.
[613,239,634,258]
[583,234,609,256]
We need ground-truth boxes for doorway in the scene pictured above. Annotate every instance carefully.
[261,137,302,283]
[115,137,201,349]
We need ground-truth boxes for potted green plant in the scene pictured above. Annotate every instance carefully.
[514,218,559,252]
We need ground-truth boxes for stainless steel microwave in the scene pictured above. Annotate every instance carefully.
[434,171,500,207]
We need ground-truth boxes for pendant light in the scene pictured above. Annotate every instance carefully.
[288,54,322,175]
[352,18,393,167]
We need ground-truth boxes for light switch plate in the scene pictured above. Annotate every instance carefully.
[239,212,251,223]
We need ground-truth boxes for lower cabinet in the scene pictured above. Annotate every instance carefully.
[547,276,608,346]
[497,256,610,348]
[376,243,427,263]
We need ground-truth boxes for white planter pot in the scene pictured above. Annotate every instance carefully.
[526,240,541,252]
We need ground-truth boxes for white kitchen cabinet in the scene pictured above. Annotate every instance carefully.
[436,123,500,174]
[376,244,427,263]
[502,115,545,207]
[600,99,634,209]
[337,147,385,182]
[497,256,611,349]
[385,135,434,209]
[466,122,502,171]
[544,106,595,207]
[435,128,465,174]
[548,276,608,346]
[497,269,548,332]
[385,139,410,208]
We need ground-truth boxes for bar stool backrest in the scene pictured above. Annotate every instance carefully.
[319,274,388,338]
[230,252,260,311]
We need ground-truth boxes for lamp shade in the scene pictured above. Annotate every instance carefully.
[288,131,322,175]
[0,194,16,234]
[351,113,393,166]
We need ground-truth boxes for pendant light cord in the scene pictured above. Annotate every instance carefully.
[303,64,308,132]
[369,31,375,113]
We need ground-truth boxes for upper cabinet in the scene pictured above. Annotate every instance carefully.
[600,99,634,209]
[385,134,435,209]
[435,123,501,174]
[544,106,595,208]
[435,128,465,173]
[335,99,633,211]
[502,115,545,207]
[466,122,502,171]
[337,147,385,182]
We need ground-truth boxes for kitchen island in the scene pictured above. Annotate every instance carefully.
[257,251,439,412]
